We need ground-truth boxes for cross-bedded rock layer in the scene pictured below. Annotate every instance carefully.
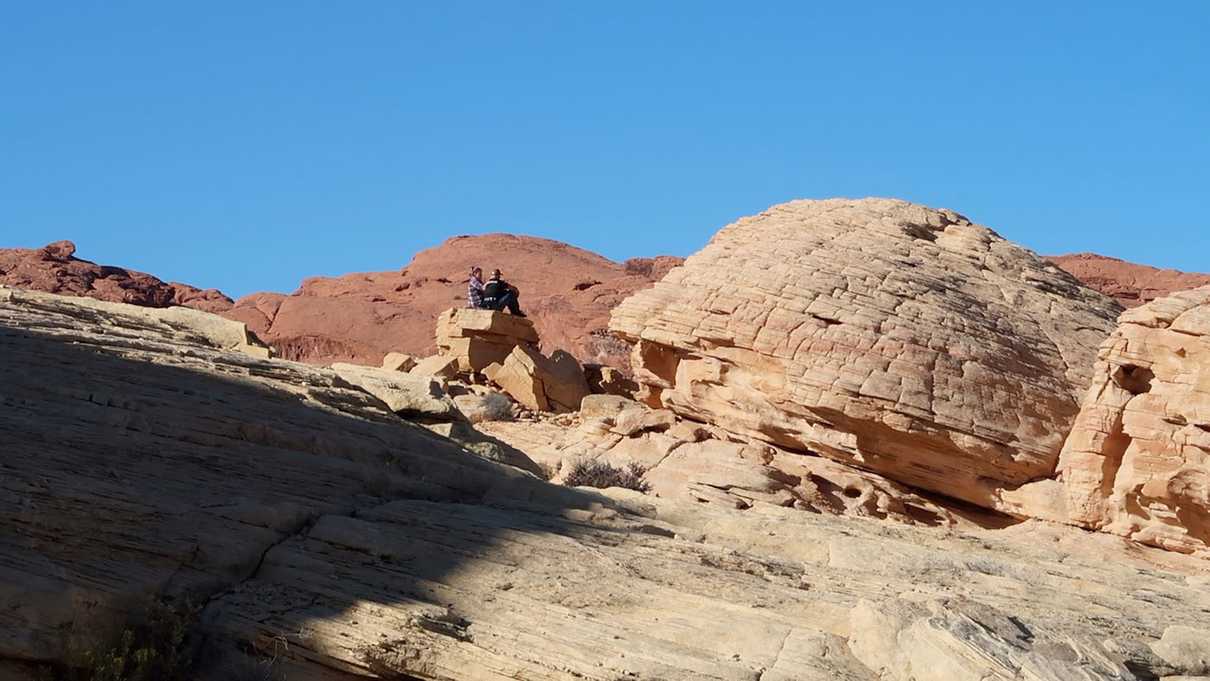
[611,198,1124,511]
[4,287,1210,681]
[1011,286,1210,557]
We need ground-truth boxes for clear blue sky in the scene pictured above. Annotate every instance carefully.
[3,2,1207,298]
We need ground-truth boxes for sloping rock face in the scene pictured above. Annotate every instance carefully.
[231,234,682,367]
[1048,253,1210,308]
[4,288,1210,680]
[611,199,1123,511]
[1018,287,1210,557]
[0,241,233,312]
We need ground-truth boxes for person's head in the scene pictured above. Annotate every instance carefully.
[490,268,503,280]
[470,266,482,278]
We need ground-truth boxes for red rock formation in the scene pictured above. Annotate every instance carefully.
[231,234,683,367]
[1047,253,1210,308]
[0,240,233,312]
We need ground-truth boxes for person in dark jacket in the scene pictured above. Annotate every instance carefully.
[482,269,526,317]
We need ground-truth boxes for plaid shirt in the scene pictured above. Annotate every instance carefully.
[467,275,485,308]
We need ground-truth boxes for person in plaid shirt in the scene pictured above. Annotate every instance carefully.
[467,266,485,308]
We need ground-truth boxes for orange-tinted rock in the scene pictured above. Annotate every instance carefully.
[1047,253,1210,308]
[611,198,1123,511]
[0,241,232,312]
[1012,286,1210,557]
[228,234,674,367]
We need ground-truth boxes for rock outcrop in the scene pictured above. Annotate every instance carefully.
[437,307,541,373]
[484,345,591,413]
[228,234,682,367]
[4,288,1210,681]
[1010,286,1210,557]
[1048,253,1210,308]
[611,198,1124,512]
[0,240,233,312]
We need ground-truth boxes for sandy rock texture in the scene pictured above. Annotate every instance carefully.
[1048,253,1210,308]
[226,234,682,367]
[3,288,1210,680]
[436,307,541,373]
[611,198,1124,512]
[1012,286,1210,557]
[0,240,233,312]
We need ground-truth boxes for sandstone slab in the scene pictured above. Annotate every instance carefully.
[486,345,590,414]
[331,362,461,420]
[381,351,418,372]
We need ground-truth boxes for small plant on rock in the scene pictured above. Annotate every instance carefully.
[563,460,651,493]
[41,599,199,681]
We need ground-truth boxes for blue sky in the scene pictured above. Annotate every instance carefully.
[2,2,1207,298]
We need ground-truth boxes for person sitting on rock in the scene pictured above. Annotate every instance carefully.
[467,266,486,309]
[482,268,526,317]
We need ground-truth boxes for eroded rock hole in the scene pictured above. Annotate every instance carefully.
[1112,364,1155,395]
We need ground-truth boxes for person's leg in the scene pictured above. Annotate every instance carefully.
[499,291,524,316]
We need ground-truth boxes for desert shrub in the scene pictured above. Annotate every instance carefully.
[563,460,650,493]
[44,599,199,681]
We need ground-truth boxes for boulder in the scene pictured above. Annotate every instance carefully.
[381,351,418,372]
[1151,626,1210,676]
[584,363,640,397]
[453,391,515,424]
[436,307,541,373]
[486,345,591,414]
[611,407,677,436]
[580,394,638,419]
[1010,286,1210,556]
[331,363,461,420]
[409,354,460,379]
[610,198,1122,511]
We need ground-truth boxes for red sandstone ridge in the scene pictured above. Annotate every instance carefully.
[225,234,684,367]
[0,240,233,312]
[1046,253,1210,308]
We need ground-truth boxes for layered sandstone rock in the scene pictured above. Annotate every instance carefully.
[611,198,1123,511]
[485,345,590,413]
[330,362,462,420]
[1048,253,1210,308]
[381,351,418,372]
[436,307,541,373]
[1014,287,1210,557]
[4,288,1210,680]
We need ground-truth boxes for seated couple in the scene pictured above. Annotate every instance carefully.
[466,267,526,317]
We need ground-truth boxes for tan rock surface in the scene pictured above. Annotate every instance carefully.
[330,362,462,420]
[1013,286,1210,557]
[486,345,590,414]
[381,351,418,372]
[410,354,460,379]
[436,307,540,373]
[610,198,1123,511]
[4,288,1210,680]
